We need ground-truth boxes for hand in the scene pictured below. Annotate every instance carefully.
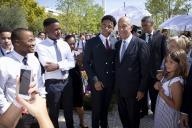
[156,72,163,81]
[16,93,47,119]
[15,75,38,112]
[94,81,104,91]
[158,86,164,97]
[136,91,144,101]
[154,81,162,91]
[180,113,189,128]
[44,62,59,72]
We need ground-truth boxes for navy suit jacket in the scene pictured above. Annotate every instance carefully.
[83,35,115,88]
[115,35,150,98]
[140,30,166,78]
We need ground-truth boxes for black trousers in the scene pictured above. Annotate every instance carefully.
[91,86,113,128]
[16,115,39,128]
[45,78,74,128]
[118,96,140,128]
[189,114,192,128]
[140,77,158,117]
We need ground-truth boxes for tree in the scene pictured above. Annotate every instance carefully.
[0,5,28,29]
[145,0,192,27]
[0,0,47,32]
[57,0,104,33]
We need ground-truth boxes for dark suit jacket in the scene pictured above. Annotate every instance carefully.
[83,35,115,88]
[115,35,150,98]
[181,64,192,118]
[140,30,166,78]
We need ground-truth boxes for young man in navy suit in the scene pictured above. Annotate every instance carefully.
[84,15,117,128]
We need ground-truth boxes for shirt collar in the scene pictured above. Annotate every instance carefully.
[123,34,133,44]
[99,34,110,42]
[47,37,60,44]
[1,46,13,53]
[12,50,28,63]
[145,31,154,36]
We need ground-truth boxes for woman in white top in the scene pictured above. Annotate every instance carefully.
[154,49,188,128]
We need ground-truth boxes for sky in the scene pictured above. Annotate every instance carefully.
[37,0,147,14]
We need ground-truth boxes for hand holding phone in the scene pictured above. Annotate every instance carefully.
[17,65,32,100]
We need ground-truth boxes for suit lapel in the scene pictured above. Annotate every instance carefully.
[95,35,106,50]
[140,33,146,41]
[121,36,135,64]
[151,31,157,45]
[116,41,122,64]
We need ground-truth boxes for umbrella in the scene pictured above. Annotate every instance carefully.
[107,5,151,26]
[159,15,192,31]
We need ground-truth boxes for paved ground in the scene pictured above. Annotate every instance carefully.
[59,106,154,128]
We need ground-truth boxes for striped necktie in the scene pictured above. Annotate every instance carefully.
[120,41,127,62]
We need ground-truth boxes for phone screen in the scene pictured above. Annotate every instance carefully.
[19,69,31,95]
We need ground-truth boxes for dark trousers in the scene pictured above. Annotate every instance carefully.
[118,97,140,128]
[141,77,158,117]
[45,78,74,128]
[189,114,192,128]
[16,115,39,128]
[91,86,113,128]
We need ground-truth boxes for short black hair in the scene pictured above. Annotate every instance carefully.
[101,15,117,27]
[11,28,31,44]
[64,34,75,42]
[0,27,12,33]
[141,16,154,24]
[80,33,85,37]
[43,18,59,27]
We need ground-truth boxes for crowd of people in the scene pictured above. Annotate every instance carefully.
[0,14,191,128]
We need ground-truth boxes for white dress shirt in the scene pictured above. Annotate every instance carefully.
[34,37,43,52]
[0,51,46,114]
[36,38,75,80]
[99,34,110,48]
[145,31,154,43]
[119,34,133,60]
[76,40,86,49]
[0,47,13,57]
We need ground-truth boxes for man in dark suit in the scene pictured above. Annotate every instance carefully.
[140,16,166,116]
[181,63,192,128]
[115,16,150,128]
[83,15,116,128]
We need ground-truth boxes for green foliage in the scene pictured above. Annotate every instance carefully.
[145,0,192,27]
[0,0,47,32]
[0,5,28,29]
[57,0,104,34]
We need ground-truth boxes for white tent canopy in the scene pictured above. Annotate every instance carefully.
[107,5,151,26]
[159,15,192,31]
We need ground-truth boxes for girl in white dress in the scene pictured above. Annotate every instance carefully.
[154,49,188,128]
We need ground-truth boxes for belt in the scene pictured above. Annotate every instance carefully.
[45,79,68,84]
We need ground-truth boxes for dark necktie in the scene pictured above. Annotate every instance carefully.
[120,41,127,62]
[53,40,65,75]
[106,39,110,49]
[22,56,28,65]
[148,34,152,44]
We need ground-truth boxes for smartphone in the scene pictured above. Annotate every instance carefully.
[18,65,32,99]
